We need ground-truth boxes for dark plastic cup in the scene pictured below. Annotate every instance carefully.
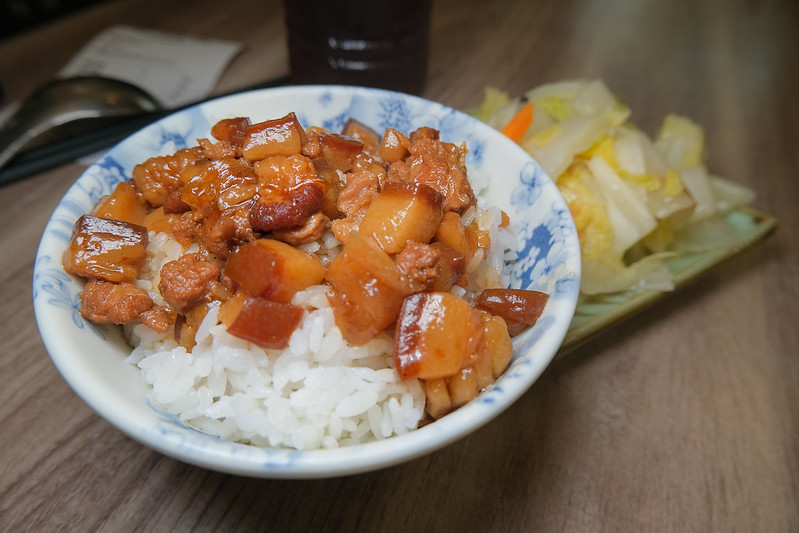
[283,0,432,95]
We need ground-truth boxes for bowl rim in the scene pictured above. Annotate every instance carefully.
[33,84,581,478]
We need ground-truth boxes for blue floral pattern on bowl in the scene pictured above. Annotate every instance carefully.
[32,85,580,478]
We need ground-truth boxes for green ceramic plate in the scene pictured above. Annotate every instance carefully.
[560,206,777,352]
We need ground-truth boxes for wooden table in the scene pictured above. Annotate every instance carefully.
[1,0,797,530]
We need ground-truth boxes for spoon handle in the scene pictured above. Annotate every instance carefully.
[0,111,163,186]
[0,122,40,173]
[0,75,291,187]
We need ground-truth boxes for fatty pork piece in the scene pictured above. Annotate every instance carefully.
[378,128,412,162]
[62,214,172,332]
[301,129,367,222]
[395,241,466,293]
[323,160,468,345]
[303,126,367,171]
[223,238,325,304]
[178,157,259,257]
[226,298,305,350]
[63,214,148,283]
[198,117,251,160]
[250,155,325,233]
[328,160,382,243]
[80,280,153,326]
[222,238,326,349]
[132,146,205,207]
[93,181,149,225]
[271,211,328,246]
[388,126,476,213]
[394,292,514,419]
[341,118,381,153]
[157,252,222,314]
[242,112,307,160]
[357,181,444,254]
[393,287,550,419]
[326,232,414,346]
[248,133,357,239]
[475,288,549,336]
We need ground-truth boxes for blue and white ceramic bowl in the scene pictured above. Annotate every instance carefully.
[33,85,580,478]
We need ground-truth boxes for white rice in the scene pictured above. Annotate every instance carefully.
[124,197,516,450]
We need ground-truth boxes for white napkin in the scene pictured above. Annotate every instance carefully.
[59,24,243,109]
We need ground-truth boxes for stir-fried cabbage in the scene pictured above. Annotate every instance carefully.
[470,80,755,295]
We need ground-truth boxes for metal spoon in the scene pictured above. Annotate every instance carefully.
[0,76,161,172]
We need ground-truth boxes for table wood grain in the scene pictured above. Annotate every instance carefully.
[1,0,797,530]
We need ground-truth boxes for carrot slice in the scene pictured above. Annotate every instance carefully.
[500,101,534,142]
